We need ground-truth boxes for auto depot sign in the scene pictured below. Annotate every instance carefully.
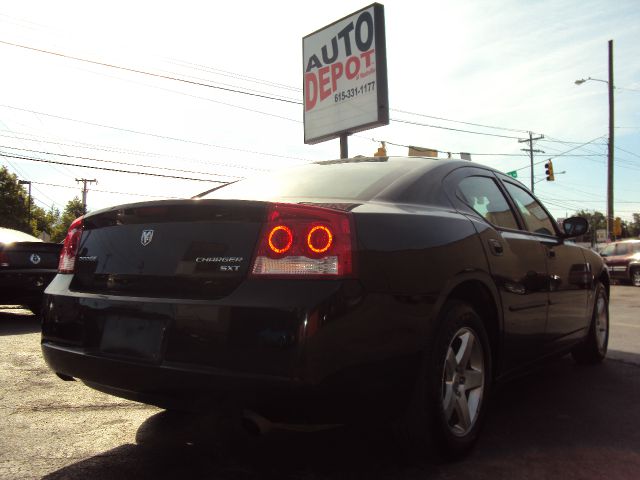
[303,3,389,144]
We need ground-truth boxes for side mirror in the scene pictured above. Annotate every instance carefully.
[562,216,589,238]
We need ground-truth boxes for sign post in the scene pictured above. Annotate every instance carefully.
[303,3,389,157]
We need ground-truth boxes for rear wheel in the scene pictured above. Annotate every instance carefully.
[631,268,640,287]
[396,301,492,459]
[572,282,608,364]
[26,302,42,316]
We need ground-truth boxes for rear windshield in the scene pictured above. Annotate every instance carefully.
[202,158,428,202]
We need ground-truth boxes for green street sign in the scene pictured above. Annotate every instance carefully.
[506,170,518,179]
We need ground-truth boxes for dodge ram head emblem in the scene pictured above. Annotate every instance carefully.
[140,229,154,246]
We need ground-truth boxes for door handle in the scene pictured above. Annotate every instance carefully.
[488,239,503,256]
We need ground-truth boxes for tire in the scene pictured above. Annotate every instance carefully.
[631,268,640,287]
[572,282,609,364]
[395,301,492,460]
[26,302,42,316]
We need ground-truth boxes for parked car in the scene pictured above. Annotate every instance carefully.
[599,239,640,286]
[41,157,608,457]
[0,227,62,314]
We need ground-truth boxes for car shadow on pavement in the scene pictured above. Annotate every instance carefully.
[42,354,640,480]
[0,307,40,336]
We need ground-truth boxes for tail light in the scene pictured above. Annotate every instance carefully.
[58,216,84,273]
[0,252,9,267]
[251,204,355,278]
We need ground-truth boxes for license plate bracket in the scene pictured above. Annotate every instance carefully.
[100,316,166,362]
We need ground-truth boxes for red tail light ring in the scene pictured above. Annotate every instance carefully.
[307,225,333,254]
[268,225,293,254]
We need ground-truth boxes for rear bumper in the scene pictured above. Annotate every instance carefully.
[41,341,298,412]
[41,274,427,423]
[605,264,632,281]
[0,269,57,305]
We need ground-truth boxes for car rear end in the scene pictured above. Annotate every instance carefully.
[41,197,412,423]
[601,241,640,286]
[0,237,62,310]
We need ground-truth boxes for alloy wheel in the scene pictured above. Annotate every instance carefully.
[441,327,485,437]
[595,291,609,353]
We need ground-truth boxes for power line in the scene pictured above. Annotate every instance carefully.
[0,131,269,173]
[0,144,245,180]
[389,118,521,139]
[152,66,301,102]
[66,64,303,125]
[0,104,306,162]
[168,58,302,93]
[390,108,529,134]
[614,145,640,159]
[0,39,303,105]
[1,152,225,183]
[373,138,603,158]
[513,136,607,172]
[29,181,181,199]
[2,39,625,162]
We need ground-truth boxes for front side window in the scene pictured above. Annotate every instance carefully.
[503,182,557,236]
[457,176,519,230]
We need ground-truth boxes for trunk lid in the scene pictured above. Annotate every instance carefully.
[0,242,61,269]
[71,199,267,299]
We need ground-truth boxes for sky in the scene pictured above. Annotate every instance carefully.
[0,0,639,223]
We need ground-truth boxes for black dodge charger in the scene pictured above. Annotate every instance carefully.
[41,157,609,456]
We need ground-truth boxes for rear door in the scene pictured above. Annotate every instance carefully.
[445,167,550,371]
[500,180,590,348]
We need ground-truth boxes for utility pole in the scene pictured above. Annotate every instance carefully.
[76,178,97,214]
[607,39,615,241]
[518,132,544,192]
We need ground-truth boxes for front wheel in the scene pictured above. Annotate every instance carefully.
[396,301,492,459]
[572,282,608,364]
[631,268,640,287]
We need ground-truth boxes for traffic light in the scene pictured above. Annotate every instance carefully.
[545,160,555,181]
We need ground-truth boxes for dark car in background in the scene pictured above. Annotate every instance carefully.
[41,157,609,457]
[0,227,62,314]
[600,239,640,286]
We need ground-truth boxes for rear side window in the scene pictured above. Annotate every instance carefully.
[503,182,557,236]
[457,176,519,230]
[618,244,630,255]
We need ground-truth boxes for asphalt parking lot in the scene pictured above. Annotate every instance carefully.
[1,286,639,479]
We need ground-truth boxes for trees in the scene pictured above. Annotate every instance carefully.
[626,214,640,238]
[574,210,607,233]
[1,166,83,240]
[0,166,31,232]
[573,209,640,240]
[51,197,84,242]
